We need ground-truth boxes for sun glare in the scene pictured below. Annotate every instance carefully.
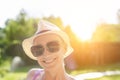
[71,23,96,41]
[72,28,93,41]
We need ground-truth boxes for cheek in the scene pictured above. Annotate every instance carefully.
[36,57,44,66]
[55,49,66,60]
[58,47,66,57]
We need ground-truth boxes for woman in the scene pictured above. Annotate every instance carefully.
[22,20,76,80]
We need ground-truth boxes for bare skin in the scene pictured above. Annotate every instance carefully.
[30,34,73,80]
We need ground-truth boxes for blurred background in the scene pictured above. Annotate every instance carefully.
[0,0,120,80]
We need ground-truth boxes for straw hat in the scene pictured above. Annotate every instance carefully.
[22,20,73,60]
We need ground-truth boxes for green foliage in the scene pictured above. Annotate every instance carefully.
[0,9,39,65]
[0,58,11,78]
[92,24,120,42]
[5,12,37,42]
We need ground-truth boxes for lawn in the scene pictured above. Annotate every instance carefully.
[0,64,38,80]
[87,75,120,80]
[1,58,120,80]
[0,72,27,80]
[69,63,120,80]
[70,63,120,75]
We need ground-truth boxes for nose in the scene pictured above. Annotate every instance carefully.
[42,48,49,57]
[42,51,49,60]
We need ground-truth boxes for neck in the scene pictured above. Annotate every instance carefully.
[43,65,69,80]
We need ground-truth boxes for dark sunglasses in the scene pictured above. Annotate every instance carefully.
[31,41,60,57]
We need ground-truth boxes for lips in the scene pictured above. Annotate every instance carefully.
[43,58,56,63]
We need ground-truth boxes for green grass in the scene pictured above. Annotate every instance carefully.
[69,63,120,80]
[0,72,27,80]
[70,63,120,76]
[0,59,40,80]
[0,58,26,80]
[87,75,120,80]
[0,65,38,80]
[1,58,120,80]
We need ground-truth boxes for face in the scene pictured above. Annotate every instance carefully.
[31,34,66,70]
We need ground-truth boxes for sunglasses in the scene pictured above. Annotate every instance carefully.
[31,41,60,57]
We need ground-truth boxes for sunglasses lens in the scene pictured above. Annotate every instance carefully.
[31,45,44,57]
[31,41,60,57]
[47,41,59,53]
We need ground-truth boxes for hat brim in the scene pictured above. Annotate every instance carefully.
[22,30,73,60]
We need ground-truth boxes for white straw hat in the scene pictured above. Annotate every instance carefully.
[22,20,73,60]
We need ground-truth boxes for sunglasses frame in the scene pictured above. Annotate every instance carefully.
[31,41,61,57]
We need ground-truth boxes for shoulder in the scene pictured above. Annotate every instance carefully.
[26,68,44,80]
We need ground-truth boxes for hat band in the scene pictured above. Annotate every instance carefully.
[36,30,50,34]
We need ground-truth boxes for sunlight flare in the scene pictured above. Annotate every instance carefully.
[71,22,96,41]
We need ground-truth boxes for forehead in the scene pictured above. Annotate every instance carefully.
[33,34,63,45]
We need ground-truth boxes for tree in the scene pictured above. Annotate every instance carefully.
[5,10,38,42]
[0,28,6,64]
[91,23,120,42]
[2,9,39,65]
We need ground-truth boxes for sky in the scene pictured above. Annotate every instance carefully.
[0,0,120,40]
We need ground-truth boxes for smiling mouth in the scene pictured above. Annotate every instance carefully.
[43,58,56,63]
